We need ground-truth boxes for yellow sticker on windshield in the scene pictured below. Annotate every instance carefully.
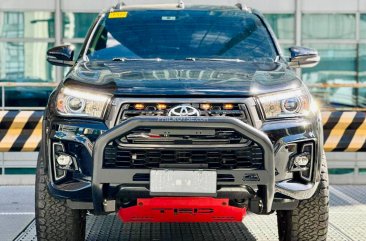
[108,12,128,19]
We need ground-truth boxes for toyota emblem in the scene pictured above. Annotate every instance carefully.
[168,105,200,117]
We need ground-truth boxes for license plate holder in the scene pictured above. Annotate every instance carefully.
[150,170,217,196]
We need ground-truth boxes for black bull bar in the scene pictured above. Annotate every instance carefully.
[92,116,275,214]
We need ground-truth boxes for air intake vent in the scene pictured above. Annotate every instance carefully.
[103,145,264,170]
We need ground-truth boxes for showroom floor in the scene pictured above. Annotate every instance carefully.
[2,185,365,241]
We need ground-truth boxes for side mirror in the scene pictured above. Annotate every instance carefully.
[288,46,320,68]
[47,45,75,67]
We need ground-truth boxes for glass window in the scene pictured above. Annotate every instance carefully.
[264,14,295,40]
[88,10,277,60]
[357,44,366,106]
[63,12,98,39]
[0,12,55,38]
[0,42,55,82]
[358,44,366,83]
[302,14,356,40]
[302,44,358,108]
[360,14,366,39]
[328,168,354,175]
[4,168,36,175]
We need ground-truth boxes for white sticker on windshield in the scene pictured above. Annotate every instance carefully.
[162,16,176,21]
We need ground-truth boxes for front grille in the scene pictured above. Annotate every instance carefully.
[106,102,262,170]
[103,145,264,170]
[119,127,251,145]
[118,103,251,125]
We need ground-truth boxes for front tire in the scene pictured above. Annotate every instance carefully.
[35,149,86,241]
[276,152,329,241]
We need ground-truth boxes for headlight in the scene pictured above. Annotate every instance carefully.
[56,87,112,119]
[258,89,311,119]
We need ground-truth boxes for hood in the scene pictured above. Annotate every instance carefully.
[65,60,303,97]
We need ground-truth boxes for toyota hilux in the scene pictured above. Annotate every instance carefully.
[36,2,329,241]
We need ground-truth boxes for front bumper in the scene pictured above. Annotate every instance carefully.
[46,116,321,214]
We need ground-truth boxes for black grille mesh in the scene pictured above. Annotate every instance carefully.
[103,145,264,170]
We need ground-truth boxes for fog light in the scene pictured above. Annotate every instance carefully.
[56,154,72,166]
[294,155,309,167]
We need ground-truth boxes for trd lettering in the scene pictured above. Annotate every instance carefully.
[152,208,214,215]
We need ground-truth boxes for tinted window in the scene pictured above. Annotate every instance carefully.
[87,10,277,61]
[0,11,55,38]
[302,44,358,108]
[302,14,356,40]
[0,42,55,82]
[360,14,366,39]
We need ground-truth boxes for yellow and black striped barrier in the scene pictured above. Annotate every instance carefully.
[0,111,364,152]
[323,111,366,152]
[0,111,43,152]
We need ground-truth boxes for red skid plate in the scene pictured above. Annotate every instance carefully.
[118,197,246,223]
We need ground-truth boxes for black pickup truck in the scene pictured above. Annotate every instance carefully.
[36,3,329,241]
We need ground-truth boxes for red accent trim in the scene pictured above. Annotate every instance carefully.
[118,197,246,223]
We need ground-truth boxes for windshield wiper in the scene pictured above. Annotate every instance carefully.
[185,57,245,62]
[112,57,163,62]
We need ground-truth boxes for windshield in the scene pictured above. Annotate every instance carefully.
[86,8,277,61]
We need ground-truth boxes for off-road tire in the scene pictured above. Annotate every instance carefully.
[35,150,86,241]
[276,151,329,241]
